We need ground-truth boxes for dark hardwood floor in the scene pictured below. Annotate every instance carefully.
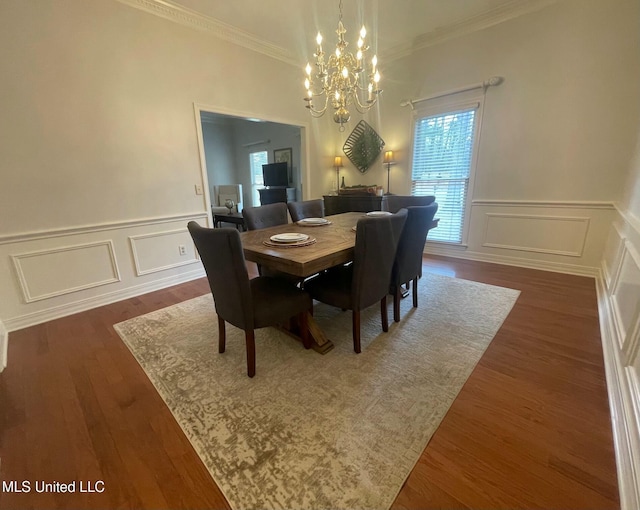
[0,256,619,509]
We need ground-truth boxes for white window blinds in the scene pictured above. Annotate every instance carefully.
[411,106,477,243]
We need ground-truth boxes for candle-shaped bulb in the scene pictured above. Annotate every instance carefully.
[360,26,367,38]
[305,63,312,76]
[357,38,363,49]
[335,90,340,100]
[342,67,349,78]
[336,47,341,58]
[357,50,363,60]
[316,32,323,46]
[372,54,378,69]
[374,70,380,83]
[304,78,310,90]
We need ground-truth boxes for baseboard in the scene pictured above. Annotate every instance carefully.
[595,269,640,510]
[4,268,206,332]
[0,319,7,372]
[425,244,600,278]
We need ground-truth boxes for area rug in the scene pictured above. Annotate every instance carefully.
[114,273,519,510]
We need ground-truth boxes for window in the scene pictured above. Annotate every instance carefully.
[411,105,479,244]
[250,150,268,205]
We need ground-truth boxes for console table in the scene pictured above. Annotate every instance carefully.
[213,212,245,231]
[259,187,296,205]
[323,194,388,216]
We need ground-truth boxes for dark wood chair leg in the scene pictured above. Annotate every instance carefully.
[217,316,226,353]
[352,310,361,353]
[299,311,311,349]
[381,295,389,332]
[413,277,419,308]
[393,288,401,323]
[245,330,256,378]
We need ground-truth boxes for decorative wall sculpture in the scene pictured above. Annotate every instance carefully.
[342,120,385,173]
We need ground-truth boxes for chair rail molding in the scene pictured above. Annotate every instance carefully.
[472,199,616,209]
[0,211,208,245]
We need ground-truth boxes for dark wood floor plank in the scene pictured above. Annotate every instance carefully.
[0,256,619,509]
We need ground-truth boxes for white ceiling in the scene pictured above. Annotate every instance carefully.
[142,0,558,63]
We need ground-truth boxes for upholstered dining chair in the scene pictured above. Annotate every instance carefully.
[304,209,407,353]
[243,202,289,231]
[188,222,312,378]
[389,203,439,323]
[242,202,293,280]
[385,195,435,213]
[287,199,325,222]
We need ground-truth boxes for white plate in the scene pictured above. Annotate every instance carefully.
[298,217,329,225]
[366,211,392,217]
[270,233,309,243]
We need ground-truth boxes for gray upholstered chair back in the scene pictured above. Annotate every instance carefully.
[385,195,436,213]
[352,209,407,310]
[287,199,325,222]
[187,222,254,330]
[243,202,288,230]
[391,204,439,286]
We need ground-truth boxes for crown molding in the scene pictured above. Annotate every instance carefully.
[383,0,560,61]
[115,0,297,66]
[117,0,559,67]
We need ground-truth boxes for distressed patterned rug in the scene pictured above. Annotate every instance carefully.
[114,273,519,510]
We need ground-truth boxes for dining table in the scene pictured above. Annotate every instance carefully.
[239,211,438,353]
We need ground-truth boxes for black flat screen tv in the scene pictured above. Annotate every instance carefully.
[262,162,289,187]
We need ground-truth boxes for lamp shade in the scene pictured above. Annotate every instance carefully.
[334,156,343,168]
[383,150,394,164]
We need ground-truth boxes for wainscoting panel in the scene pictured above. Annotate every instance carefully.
[603,223,626,291]
[130,228,198,276]
[0,212,208,331]
[597,207,640,510]
[425,201,615,276]
[11,240,120,303]
[611,242,640,350]
[482,213,589,256]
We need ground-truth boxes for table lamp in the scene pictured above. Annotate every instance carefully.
[383,150,396,195]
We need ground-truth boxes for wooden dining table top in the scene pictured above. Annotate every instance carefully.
[239,212,363,278]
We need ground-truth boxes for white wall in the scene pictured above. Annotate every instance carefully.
[306,0,639,275]
[0,0,314,330]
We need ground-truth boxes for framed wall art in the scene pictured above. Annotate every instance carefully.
[273,148,293,183]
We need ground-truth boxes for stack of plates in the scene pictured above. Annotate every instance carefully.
[270,233,309,244]
[297,217,330,226]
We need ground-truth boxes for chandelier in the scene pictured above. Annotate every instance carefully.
[303,0,381,131]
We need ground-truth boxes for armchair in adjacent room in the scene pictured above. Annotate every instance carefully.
[211,184,243,214]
